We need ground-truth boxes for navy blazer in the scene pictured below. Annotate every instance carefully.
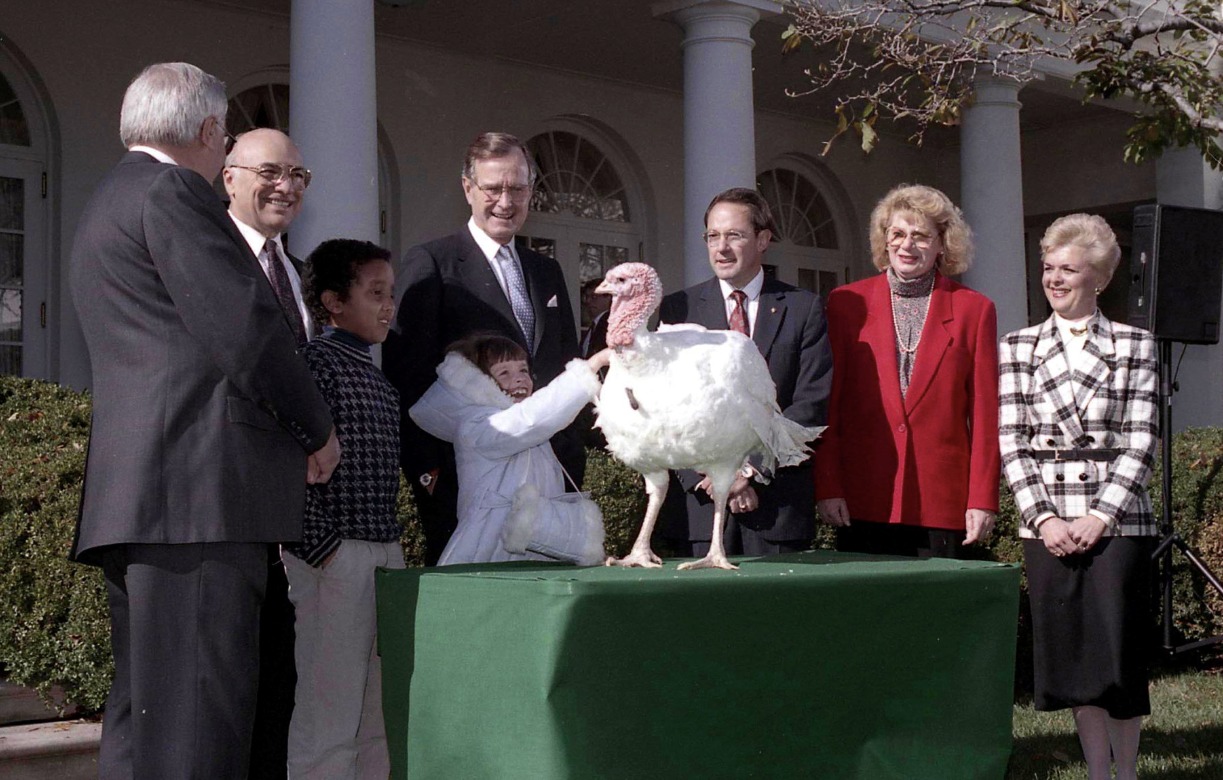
[657,275,832,542]
[383,227,583,486]
[69,152,334,563]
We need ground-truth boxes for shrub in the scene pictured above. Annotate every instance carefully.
[0,376,111,713]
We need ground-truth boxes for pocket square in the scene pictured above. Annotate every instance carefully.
[546,295,558,307]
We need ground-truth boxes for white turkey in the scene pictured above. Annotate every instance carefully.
[594,262,822,570]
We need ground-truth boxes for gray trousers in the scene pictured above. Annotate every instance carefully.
[99,542,267,780]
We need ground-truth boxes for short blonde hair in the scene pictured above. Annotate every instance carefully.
[869,184,974,275]
[1039,213,1121,283]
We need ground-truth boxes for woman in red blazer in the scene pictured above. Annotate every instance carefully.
[814,184,1000,557]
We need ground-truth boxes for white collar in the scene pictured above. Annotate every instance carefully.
[717,268,764,301]
[128,145,178,166]
[228,213,281,259]
[436,351,515,410]
[467,217,514,262]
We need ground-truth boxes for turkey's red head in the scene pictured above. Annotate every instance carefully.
[596,262,662,348]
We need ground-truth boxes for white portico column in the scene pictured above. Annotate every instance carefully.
[656,0,777,286]
[289,0,380,254]
[958,77,1027,336]
[1155,147,1223,430]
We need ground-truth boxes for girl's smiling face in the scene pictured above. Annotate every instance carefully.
[489,359,533,402]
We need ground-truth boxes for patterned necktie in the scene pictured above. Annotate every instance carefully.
[728,289,750,337]
[264,239,308,346]
[496,245,536,350]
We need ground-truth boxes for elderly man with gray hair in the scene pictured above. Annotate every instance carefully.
[69,62,339,778]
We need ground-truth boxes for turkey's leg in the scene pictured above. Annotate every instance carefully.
[606,470,667,568]
[677,485,737,571]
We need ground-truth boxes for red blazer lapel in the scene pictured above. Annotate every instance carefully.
[864,274,907,425]
[903,274,954,413]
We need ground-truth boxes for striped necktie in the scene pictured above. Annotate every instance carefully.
[264,239,307,346]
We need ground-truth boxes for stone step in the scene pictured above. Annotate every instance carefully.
[0,719,101,780]
[0,681,64,726]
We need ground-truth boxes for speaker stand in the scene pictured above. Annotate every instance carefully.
[1152,338,1223,654]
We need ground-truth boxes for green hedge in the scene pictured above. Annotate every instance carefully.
[0,377,111,713]
[3,374,1222,712]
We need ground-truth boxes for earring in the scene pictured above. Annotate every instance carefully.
[1093,287,1101,295]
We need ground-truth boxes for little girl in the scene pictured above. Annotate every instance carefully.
[409,334,611,565]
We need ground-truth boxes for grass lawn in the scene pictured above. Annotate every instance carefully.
[1007,670,1223,778]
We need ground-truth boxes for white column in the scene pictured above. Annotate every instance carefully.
[958,77,1027,336]
[289,0,380,255]
[1155,147,1223,430]
[657,0,775,285]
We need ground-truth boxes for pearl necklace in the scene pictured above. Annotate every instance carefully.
[890,273,936,354]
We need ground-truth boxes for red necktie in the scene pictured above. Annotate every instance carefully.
[729,290,750,337]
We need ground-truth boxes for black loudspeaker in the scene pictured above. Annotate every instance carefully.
[1128,204,1223,344]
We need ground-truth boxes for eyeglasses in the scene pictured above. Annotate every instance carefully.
[223,129,238,155]
[702,230,754,246]
[885,227,937,249]
[228,163,313,190]
[468,180,533,201]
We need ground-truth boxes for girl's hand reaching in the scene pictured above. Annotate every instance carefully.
[586,348,614,373]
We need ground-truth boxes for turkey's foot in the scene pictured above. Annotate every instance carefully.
[677,554,738,571]
[605,548,662,568]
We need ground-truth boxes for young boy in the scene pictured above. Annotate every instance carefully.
[283,238,402,780]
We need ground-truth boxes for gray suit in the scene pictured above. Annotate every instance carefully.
[70,151,333,777]
[658,276,832,554]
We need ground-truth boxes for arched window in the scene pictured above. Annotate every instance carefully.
[0,61,49,379]
[520,127,646,339]
[756,163,850,299]
[223,82,396,252]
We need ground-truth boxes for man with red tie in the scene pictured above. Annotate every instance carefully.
[223,127,314,780]
[657,187,833,558]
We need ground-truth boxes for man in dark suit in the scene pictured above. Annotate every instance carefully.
[223,127,313,780]
[658,187,832,557]
[69,62,339,779]
[383,132,582,565]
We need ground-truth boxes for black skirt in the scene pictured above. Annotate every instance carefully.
[1024,536,1157,718]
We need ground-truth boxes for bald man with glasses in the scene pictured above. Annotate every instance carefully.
[222,127,316,780]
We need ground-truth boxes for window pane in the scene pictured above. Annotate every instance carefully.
[527,131,629,223]
[0,344,20,376]
[0,73,31,147]
[578,243,605,284]
[0,287,21,341]
[0,176,23,230]
[757,168,838,249]
[0,233,22,286]
[796,268,816,294]
[516,234,555,259]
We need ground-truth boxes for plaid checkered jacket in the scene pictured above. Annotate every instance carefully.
[999,315,1158,539]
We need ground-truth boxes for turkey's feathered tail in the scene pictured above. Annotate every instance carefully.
[753,419,826,479]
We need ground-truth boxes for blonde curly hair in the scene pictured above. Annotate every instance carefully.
[869,184,974,275]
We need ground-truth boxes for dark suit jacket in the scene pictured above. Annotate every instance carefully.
[382,227,583,490]
[69,152,334,563]
[813,272,1000,529]
[658,276,832,542]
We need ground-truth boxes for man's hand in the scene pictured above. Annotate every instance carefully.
[695,473,758,512]
[816,497,850,527]
[307,428,340,484]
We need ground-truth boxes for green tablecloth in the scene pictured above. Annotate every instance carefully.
[376,551,1020,779]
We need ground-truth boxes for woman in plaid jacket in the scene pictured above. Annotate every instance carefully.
[999,214,1158,780]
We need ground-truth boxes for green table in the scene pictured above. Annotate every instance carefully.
[376,551,1020,779]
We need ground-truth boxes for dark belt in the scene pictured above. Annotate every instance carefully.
[1031,448,1123,462]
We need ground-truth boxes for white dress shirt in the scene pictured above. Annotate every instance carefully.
[467,217,529,302]
[717,268,765,334]
[228,214,313,337]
